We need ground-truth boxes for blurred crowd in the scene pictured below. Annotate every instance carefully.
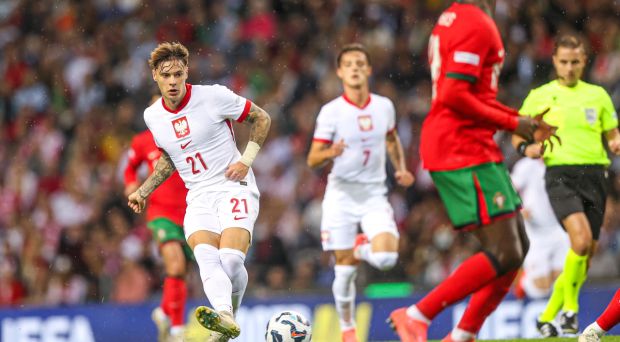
[1,0,620,307]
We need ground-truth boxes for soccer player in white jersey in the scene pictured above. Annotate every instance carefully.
[307,43,415,342]
[511,157,569,299]
[127,42,271,341]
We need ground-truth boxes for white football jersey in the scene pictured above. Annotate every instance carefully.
[144,84,258,202]
[511,158,561,233]
[313,93,396,183]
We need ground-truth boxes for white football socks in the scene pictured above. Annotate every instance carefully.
[406,305,431,324]
[194,244,233,313]
[451,327,475,341]
[219,248,248,314]
[356,244,398,271]
[333,265,357,330]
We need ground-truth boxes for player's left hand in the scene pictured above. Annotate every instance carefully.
[609,138,620,155]
[225,161,249,181]
[533,109,561,151]
[395,170,415,187]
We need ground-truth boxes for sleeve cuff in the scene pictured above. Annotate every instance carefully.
[312,138,332,144]
[236,99,251,123]
[506,116,519,131]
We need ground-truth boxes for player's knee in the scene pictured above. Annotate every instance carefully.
[218,248,247,279]
[370,252,398,271]
[571,233,592,255]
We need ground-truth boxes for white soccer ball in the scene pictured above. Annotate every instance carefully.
[265,310,312,341]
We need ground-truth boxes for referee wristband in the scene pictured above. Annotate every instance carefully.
[517,141,529,156]
[240,141,261,167]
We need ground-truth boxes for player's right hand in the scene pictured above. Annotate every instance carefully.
[329,139,347,158]
[128,191,146,214]
[532,108,561,151]
[515,108,560,149]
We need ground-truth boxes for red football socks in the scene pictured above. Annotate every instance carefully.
[457,269,518,333]
[162,277,187,327]
[417,253,498,319]
[597,288,620,331]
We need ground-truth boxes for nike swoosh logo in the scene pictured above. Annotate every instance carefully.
[291,332,306,337]
[181,141,192,149]
[233,216,247,220]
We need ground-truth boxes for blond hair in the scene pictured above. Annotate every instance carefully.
[148,42,189,71]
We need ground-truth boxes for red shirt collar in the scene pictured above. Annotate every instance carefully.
[162,83,192,114]
[342,92,371,109]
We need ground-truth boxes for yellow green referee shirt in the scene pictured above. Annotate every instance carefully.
[520,80,618,166]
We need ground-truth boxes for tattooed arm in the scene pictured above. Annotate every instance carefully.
[225,102,271,181]
[128,150,176,213]
[386,130,415,187]
[244,102,272,147]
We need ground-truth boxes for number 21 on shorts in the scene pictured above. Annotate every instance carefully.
[230,197,248,220]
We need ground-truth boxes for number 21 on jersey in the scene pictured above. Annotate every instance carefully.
[186,152,208,174]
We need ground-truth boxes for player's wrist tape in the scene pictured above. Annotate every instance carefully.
[517,141,529,156]
[240,141,261,167]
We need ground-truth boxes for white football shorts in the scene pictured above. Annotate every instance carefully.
[522,226,570,280]
[184,188,260,240]
[320,180,399,251]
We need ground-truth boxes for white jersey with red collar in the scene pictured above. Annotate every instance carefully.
[144,83,258,202]
[313,93,396,184]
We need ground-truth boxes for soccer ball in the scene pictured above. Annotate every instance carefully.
[265,310,312,341]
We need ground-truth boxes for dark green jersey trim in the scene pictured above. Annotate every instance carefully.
[446,72,477,83]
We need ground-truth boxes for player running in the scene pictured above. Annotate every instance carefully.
[127,42,271,341]
[511,158,569,300]
[387,1,556,341]
[307,43,414,342]
[124,129,191,342]
[513,34,620,337]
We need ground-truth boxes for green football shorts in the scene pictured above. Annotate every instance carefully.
[147,217,194,261]
[430,162,522,230]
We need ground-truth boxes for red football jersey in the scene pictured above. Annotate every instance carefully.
[421,2,514,171]
[124,130,187,226]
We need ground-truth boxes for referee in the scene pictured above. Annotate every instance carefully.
[512,34,620,337]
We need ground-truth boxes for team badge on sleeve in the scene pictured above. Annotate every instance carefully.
[172,116,191,138]
[454,51,480,66]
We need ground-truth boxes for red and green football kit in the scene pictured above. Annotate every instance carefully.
[124,130,192,257]
[397,5,523,335]
[125,130,191,329]
[420,2,521,229]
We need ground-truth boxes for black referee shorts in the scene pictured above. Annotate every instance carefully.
[544,165,609,240]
